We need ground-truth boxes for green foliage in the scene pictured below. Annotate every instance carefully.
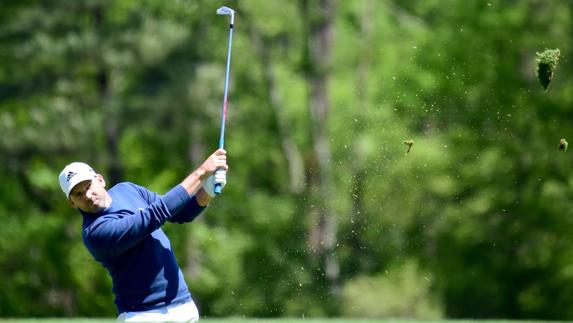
[2,0,573,320]
[341,260,443,319]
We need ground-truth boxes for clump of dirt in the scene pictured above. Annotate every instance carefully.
[559,138,568,152]
[404,139,414,153]
[536,48,560,91]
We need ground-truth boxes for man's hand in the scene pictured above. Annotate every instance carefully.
[198,149,228,180]
[202,170,227,197]
[180,149,228,200]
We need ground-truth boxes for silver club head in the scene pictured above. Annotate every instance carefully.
[216,6,235,25]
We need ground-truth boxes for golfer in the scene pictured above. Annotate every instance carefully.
[58,149,228,322]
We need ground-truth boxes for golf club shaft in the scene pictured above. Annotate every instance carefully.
[214,17,234,195]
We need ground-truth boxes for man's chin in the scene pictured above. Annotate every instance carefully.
[81,205,104,213]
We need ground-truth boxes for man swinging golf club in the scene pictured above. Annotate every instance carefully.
[58,6,235,321]
[58,148,227,322]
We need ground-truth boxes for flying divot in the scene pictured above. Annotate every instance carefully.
[559,138,568,152]
[536,48,560,91]
[404,139,414,153]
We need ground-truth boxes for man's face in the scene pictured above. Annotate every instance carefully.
[68,175,110,213]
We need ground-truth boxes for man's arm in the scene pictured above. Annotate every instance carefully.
[178,148,228,200]
[168,194,207,224]
[83,148,228,259]
[84,184,191,260]
[167,149,226,223]
[195,188,213,206]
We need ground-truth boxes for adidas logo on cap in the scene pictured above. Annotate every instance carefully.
[66,171,77,182]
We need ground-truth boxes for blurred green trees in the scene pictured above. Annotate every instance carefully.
[1,0,572,319]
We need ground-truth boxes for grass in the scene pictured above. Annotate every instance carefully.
[0,319,566,323]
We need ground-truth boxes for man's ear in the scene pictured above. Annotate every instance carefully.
[67,198,77,209]
[95,174,106,188]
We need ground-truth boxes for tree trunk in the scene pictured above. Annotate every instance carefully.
[247,24,305,194]
[299,0,339,292]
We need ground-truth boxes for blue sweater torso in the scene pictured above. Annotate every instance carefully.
[80,182,205,314]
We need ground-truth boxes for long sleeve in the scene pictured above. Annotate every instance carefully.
[82,183,191,260]
[169,196,206,224]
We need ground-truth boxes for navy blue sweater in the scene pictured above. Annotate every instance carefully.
[80,182,205,314]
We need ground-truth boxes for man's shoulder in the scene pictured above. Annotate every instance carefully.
[110,182,146,194]
[111,181,136,190]
[109,182,157,203]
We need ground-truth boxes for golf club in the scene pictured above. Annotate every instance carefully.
[214,6,235,195]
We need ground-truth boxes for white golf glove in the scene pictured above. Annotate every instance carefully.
[202,169,227,197]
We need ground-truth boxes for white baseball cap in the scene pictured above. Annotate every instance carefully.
[59,162,96,198]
